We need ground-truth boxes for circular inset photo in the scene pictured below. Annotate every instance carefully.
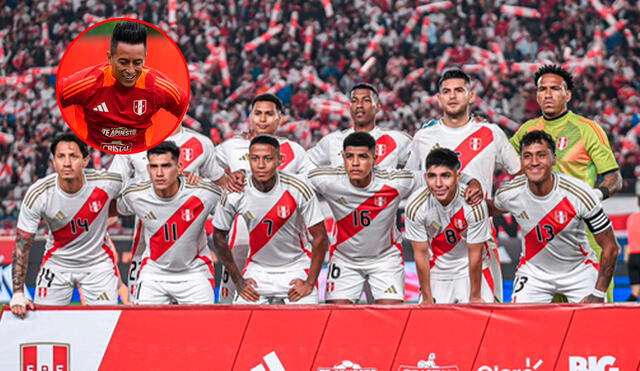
[56,18,190,154]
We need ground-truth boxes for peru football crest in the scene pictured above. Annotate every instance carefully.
[555,210,568,224]
[133,99,147,116]
[89,200,102,213]
[469,137,482,151]
[374,196,386,207]
[453,218,467,230]
[557,137,568,150]
[181,148,194,162]
[21,343,69,370]
[375,143,386,157]
[181,209,194,222]
[277,205,290,219]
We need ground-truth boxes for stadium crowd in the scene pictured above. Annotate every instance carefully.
[0,0,639,227]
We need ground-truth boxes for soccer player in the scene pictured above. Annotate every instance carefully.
[113,141,223,304]
[406,69,520,302]
[405,148,493,304]
[58,20,187,153]
[307,83,412,169]
[490,131,619,303]
[215,93,314,303]
[213,135,328,304]
[510,64,623,301]
[10,134,123,318]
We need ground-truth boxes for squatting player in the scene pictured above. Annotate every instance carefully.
[10,134,123,318]
[113,141,222,304]
[406,69,520,302]
[213,135,328,304]
[58,20,187,153]
[510,65,622,301]
[405,148,493,304]
[216,93,314,303]
[490,131,619,303]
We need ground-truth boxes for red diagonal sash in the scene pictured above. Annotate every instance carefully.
[519,197,576,268]
[375,134,397,165]
[149,196,205,260]
[335,185,399,246]
[178,137,204,170]
[52,187,109,249]
[429,207,466,269]
[249,190,297,258]
[453,126,494,171]
[278,141,295,170]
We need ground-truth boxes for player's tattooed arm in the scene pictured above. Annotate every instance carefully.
[581,227,619,303]
[595,169,623,200]
[12,229,34,293]
[212,229,259,301]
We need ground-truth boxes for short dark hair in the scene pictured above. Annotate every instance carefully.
[349,83,379,103]
[534,64,574,92]
[110,21,147,54]
[147,141,180,161]
[250,93,284,114]
[343,132,376,152]
[250,134,280,152]
[520,130,556,155]
[438,69,471,89]
[425,148,461,171]
[50,133,89,158]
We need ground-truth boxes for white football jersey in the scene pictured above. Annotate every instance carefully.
[404,185,492,278]
[109,126,224,184]
[216,135,315,174]
[406,118,520,197]
[493,173,611,274]
[307,126,413,169]
[116,179,223,280]
[213,172,324,269]
[307,167,418,261]
[17,170,123,271]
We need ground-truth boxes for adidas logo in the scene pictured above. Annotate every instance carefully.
[384,285,398,294]
[54,211,66,220]
[144,212,156,220]
[243,211,255,220]
[97,292,110,301]
[517,211,529,220]
[336,197,348,205]
[93,102,109,112]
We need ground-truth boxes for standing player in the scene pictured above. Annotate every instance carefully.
[58,20,187,153]
[213,135,328,304]
[510,65,623,301]
[307,83,412,169]
[216,93,314,303]
[491,131,619,303]
[406,69,520,302]
[10,134,123,318]
[113,141,222,304]
[405,148,493,304]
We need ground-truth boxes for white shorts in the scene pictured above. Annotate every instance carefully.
[511,262,598,303]
[431,266,495,304]
[34,264,118,305]
[325,253,405,303]
[136,276,215,305]
[234,263,318,305]
[218,215,249,304]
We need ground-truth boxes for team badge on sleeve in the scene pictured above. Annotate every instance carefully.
[557,137,568,150]
[277,205,290,219]
[469,137,482,151]
[554,210,568,224]
[181,209,194,222]
[133,99,147,116]
[89,200,103,213]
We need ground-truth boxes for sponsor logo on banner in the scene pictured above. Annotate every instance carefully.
[100,141,132,153]
[469,137,482,151]
[251,351,285,371]
[453,218,466,231]
[277,205,290,219]
[182,209,194,222]
[568,356,619,371]
[319,360,377,371]
[181,148,194,162]
[555,210,568,224]
[376,144,386,157]
[101,127,137,138]
[89,201,102,213]
[398,353,459,371]
[21,342,69,371]
[557,137,568,150]
[133,99,147,115]
[477,358,543,371]
[374,196,386,207]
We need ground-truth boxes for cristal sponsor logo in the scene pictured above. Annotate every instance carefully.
[398,352,460,371]
[101,127,137,137]
[100,142,132,152]
[20,342,70,371]
[318,360,377,371]
[568,356,619,371]
[477,357,543,371]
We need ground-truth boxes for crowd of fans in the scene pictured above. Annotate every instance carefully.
[0,0,639,228]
